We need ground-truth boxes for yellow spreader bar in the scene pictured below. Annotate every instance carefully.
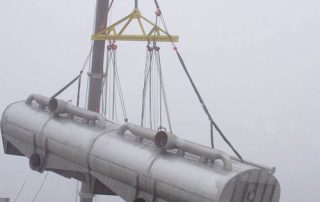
[92,34,179,42]
[91,9,179,43]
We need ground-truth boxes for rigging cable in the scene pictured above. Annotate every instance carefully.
[112,49,116,120]
[102,43,128,122]
[152,0,243,161]
[114,57,128,120]
[175,45,243,161]
[101,44,113,117]
[141,45,154,128]
[51,74,82,99]
[149,49,153,129]
[51,47,92,104]
[76,72,82,107]
[210,121,214,148]
[140,12,173,132]
[85,45,93,108]
[155,48,172,132]
[13,180,26,202]
[32,172,49,202]
[140,46,153,127]
[99,0,115,31]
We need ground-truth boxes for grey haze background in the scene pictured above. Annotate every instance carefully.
[0,0,319,201]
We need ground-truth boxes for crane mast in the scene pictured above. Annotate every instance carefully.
[87,0,109,113]
[83,0,109,201]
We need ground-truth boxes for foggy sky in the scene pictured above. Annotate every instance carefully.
[0,0,319,201]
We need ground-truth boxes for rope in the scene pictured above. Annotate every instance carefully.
[151,0,243,160]
[52,48,92,100]
[210,122,214,148]
[102,47,113,117]
[51,75,81,99]
[140,48,152,126]
[157,52,162,128]
[13,180,26,202]
[76,72,82,107]
[114,62,128,120]
[175,50,243,161]
[155,50,172,132]
[140,12,173,132]
[102,49,110,117]
[32,172,49,202]
[141,47,154,128]
[112,52,116,120]
[113,49,128,121]
[101,43,128,122]
[100,0,115,31]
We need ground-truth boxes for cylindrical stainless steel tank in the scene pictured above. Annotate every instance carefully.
[1,95,280,202]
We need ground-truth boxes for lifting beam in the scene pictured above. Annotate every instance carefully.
[91,9,179,42]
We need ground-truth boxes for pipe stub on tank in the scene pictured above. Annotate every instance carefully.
[29,153,45,172]
[48,98,58,112]
[154,131,168,148]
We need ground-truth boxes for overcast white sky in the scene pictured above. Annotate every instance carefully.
[0,0,319,201]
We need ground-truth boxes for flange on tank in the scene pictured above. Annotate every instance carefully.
[1,94,280,202]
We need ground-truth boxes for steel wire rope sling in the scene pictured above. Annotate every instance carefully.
[101,41,128,122]
[153,0,243,161]
[99,0,128,123]
[32,172,49,202]
[13,180,27,202]
[51,0,115,108]
[12,165,49,201]
[140,4,173,133]
[51,48,93,107]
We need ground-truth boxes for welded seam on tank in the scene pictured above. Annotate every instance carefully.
[86,128,118,178]
[90,154,214,201]
[85,128,119,197]
[147,155,160,175]
[37,137,89,170]
[31,128,117,170]
[39,113,103,169]
[38,115,55,149]
[36,115,56,170]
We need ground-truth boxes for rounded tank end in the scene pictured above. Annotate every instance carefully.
[218,169,280,202]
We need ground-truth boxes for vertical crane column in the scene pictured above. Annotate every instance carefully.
[87,0,110,112]
[81,0,109,202]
